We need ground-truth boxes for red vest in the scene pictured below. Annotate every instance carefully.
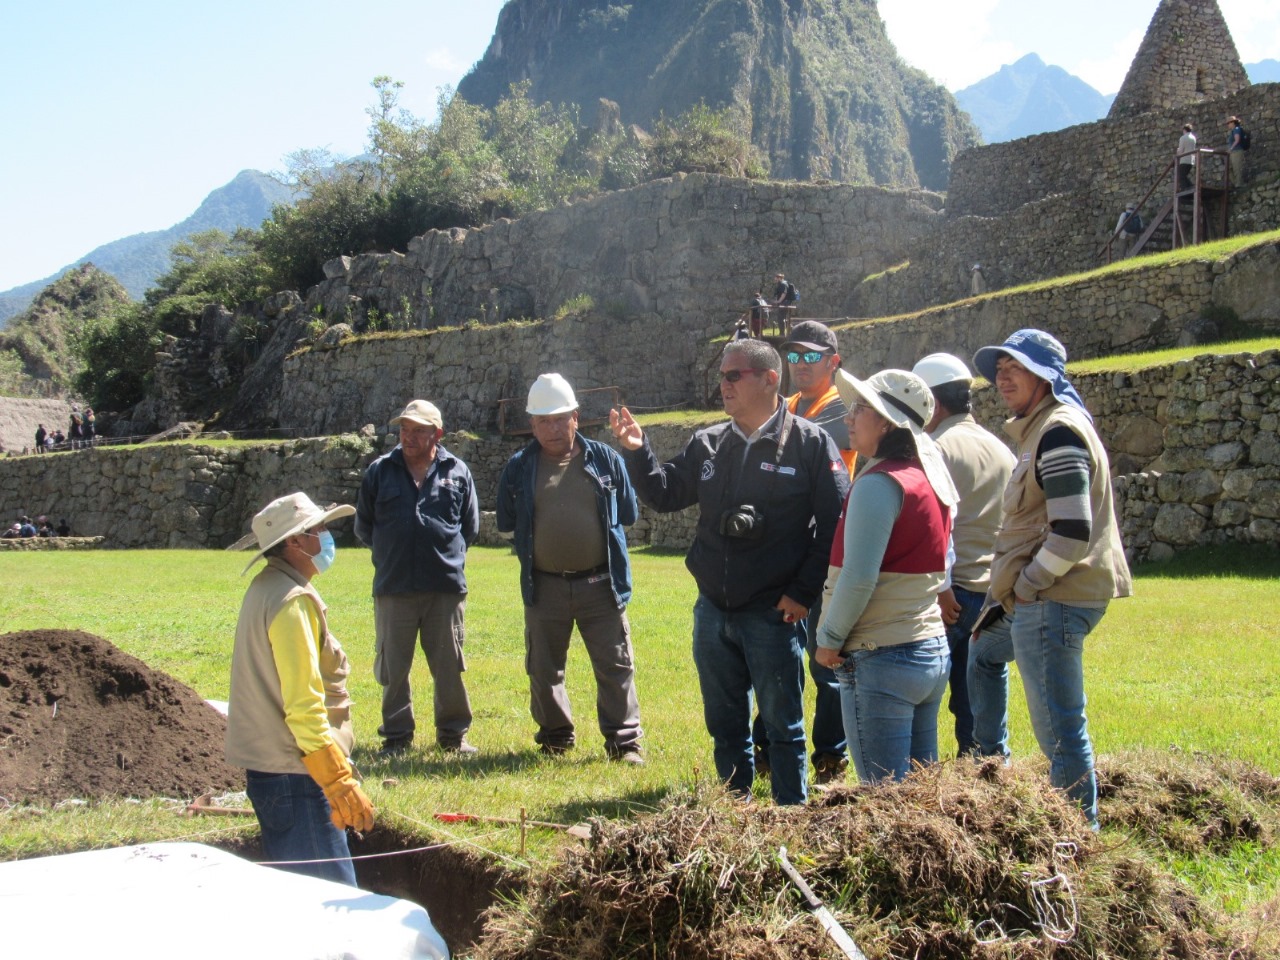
[830,459,950,572]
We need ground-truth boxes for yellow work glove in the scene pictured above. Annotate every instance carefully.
[301,742,375,833]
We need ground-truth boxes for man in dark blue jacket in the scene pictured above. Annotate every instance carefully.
[497,374,644,762]
[611,340,850,804]
[355,399,480,756]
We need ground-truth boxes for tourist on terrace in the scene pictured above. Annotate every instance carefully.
[1177,123,1197,192]
[813,369,959,784]
[34,424,47,454]
[967,329,1132,828]
[1226,116,1245,188]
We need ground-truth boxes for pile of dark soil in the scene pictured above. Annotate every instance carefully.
[474,757,1280,960]
[0,629,242,804]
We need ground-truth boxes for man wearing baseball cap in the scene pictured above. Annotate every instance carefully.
[227,492,372,886]
[355,399,481,757]
[911,352,1016,755]
[496,373,645,762]
[968,329,1131,827]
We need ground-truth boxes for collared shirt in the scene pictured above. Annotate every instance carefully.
[354,444,479,596]
[787,384,855,474]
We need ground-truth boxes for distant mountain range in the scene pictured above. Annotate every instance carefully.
[0,170,292,326]
[958,55,1277,144]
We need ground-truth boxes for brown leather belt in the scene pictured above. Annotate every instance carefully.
[536,563,609,580]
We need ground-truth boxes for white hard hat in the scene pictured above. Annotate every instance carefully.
[526,373,578,415]
[912,353,972,388]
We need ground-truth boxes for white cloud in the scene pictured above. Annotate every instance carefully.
[1220,0,1280,63]
[423,48,467,74]
[878,0,1017,89]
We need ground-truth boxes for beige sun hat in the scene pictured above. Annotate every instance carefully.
[241,492,355,575]
[391,399,443,430]
[836,368,959,507]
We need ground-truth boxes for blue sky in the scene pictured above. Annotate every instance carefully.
[1,0,1275,291]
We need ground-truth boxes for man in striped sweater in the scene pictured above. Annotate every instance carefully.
[967,330,1132,827]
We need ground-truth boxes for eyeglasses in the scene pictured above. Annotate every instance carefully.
[848,403,874,417]
[720,368,766,383]
[785,350,828,365]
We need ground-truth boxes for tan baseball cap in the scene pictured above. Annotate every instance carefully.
[391,399,442,430]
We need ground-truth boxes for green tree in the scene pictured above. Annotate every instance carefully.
[75,303,162,411]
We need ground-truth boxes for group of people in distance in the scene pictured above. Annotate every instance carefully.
[3,515,71,538]
[1115,113,1250,259]
[227,320,1129,886]
[742,271,800,338]
[32,408,96,455]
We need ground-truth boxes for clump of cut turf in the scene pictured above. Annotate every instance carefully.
[473,758,1265,959]
[1098,751,1280,856]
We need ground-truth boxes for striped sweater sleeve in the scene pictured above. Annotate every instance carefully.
[1015,425,1093,600]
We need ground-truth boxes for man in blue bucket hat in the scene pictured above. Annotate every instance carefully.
[967,329,1131,827]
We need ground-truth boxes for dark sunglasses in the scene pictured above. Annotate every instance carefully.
[785,350,828,365]
[720,368,766,383]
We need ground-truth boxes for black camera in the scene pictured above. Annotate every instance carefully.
[719,504,765,540]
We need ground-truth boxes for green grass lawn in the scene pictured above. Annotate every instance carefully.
[3,544,1279,888]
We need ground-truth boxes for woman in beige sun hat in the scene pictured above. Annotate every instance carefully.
[813,369,959,784]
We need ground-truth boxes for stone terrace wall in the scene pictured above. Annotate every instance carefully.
[2,353,1275,565]
[853,84,1280,317]
[949,84,1277,220]
[278,313,704,438]
[837,239,1280,377]
[305,173,944,343]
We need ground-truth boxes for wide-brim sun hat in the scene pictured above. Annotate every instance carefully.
[241,492,355,575]
[971,328,1091,419]
[835,368,958,507]
[391,399,443,430]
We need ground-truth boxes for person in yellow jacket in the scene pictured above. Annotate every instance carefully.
[227,492,374,887]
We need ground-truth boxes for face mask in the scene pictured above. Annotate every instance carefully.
[308,530,336,574]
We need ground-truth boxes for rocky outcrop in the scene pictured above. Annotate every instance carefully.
[457,0,980,190]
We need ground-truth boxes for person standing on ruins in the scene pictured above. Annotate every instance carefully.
[355,399,480,757]
[497,373,645,763]
[752,321,856,784]
[227,492,373,887]
[1177,123,1197,192]
[967,330,1132,827]
[1226,116,1245,188]
[34,424,47,454]
[612,340,849,805]
[911,353,1015,756]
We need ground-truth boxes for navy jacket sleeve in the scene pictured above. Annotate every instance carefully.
[623,434,701,514]
[354,462,378,546]
[495,455,518,534]
[461,468,480,547]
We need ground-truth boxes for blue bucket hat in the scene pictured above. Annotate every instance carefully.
[972,329,1091,420]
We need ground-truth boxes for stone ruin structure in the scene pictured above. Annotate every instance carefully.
[1109,0,1250,119]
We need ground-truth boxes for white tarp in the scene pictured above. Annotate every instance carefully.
[0,841,450,959]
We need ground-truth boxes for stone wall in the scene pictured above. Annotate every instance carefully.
[837,238,1280,376]
[853,84,1279,317]
[3,352,1275,565]
[0,397,74,456]
[304,173,944,342]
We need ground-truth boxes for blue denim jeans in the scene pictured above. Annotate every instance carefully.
[751,596,847,763]
[944,584,987,755]
[692,595,807,805]
[246,771,358,887]
[835,635,949,783]
[968,600,1106,824]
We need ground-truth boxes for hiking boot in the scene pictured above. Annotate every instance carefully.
[377,738,413,758]
[607,746,645,766]
[813,752,848,785]
[439,740,479,756]
[539,743,573,756]
[753,746,771,778]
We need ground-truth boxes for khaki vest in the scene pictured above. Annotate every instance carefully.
[226,558,354,774]
[989,398,1132,612]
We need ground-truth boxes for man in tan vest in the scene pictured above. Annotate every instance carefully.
[968,330,1132,828]
[227,492,374,886]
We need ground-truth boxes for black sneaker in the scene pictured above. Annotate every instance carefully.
[607,746,645,765]
[813,752,848,784]
[377,738,413,758]
[539,743,573,756]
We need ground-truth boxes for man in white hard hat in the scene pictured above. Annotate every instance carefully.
[227,492,373,886]
[355,399,481,757]
[497,373,645,762]
[911,352,1016,755]
[612,340,850,805]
